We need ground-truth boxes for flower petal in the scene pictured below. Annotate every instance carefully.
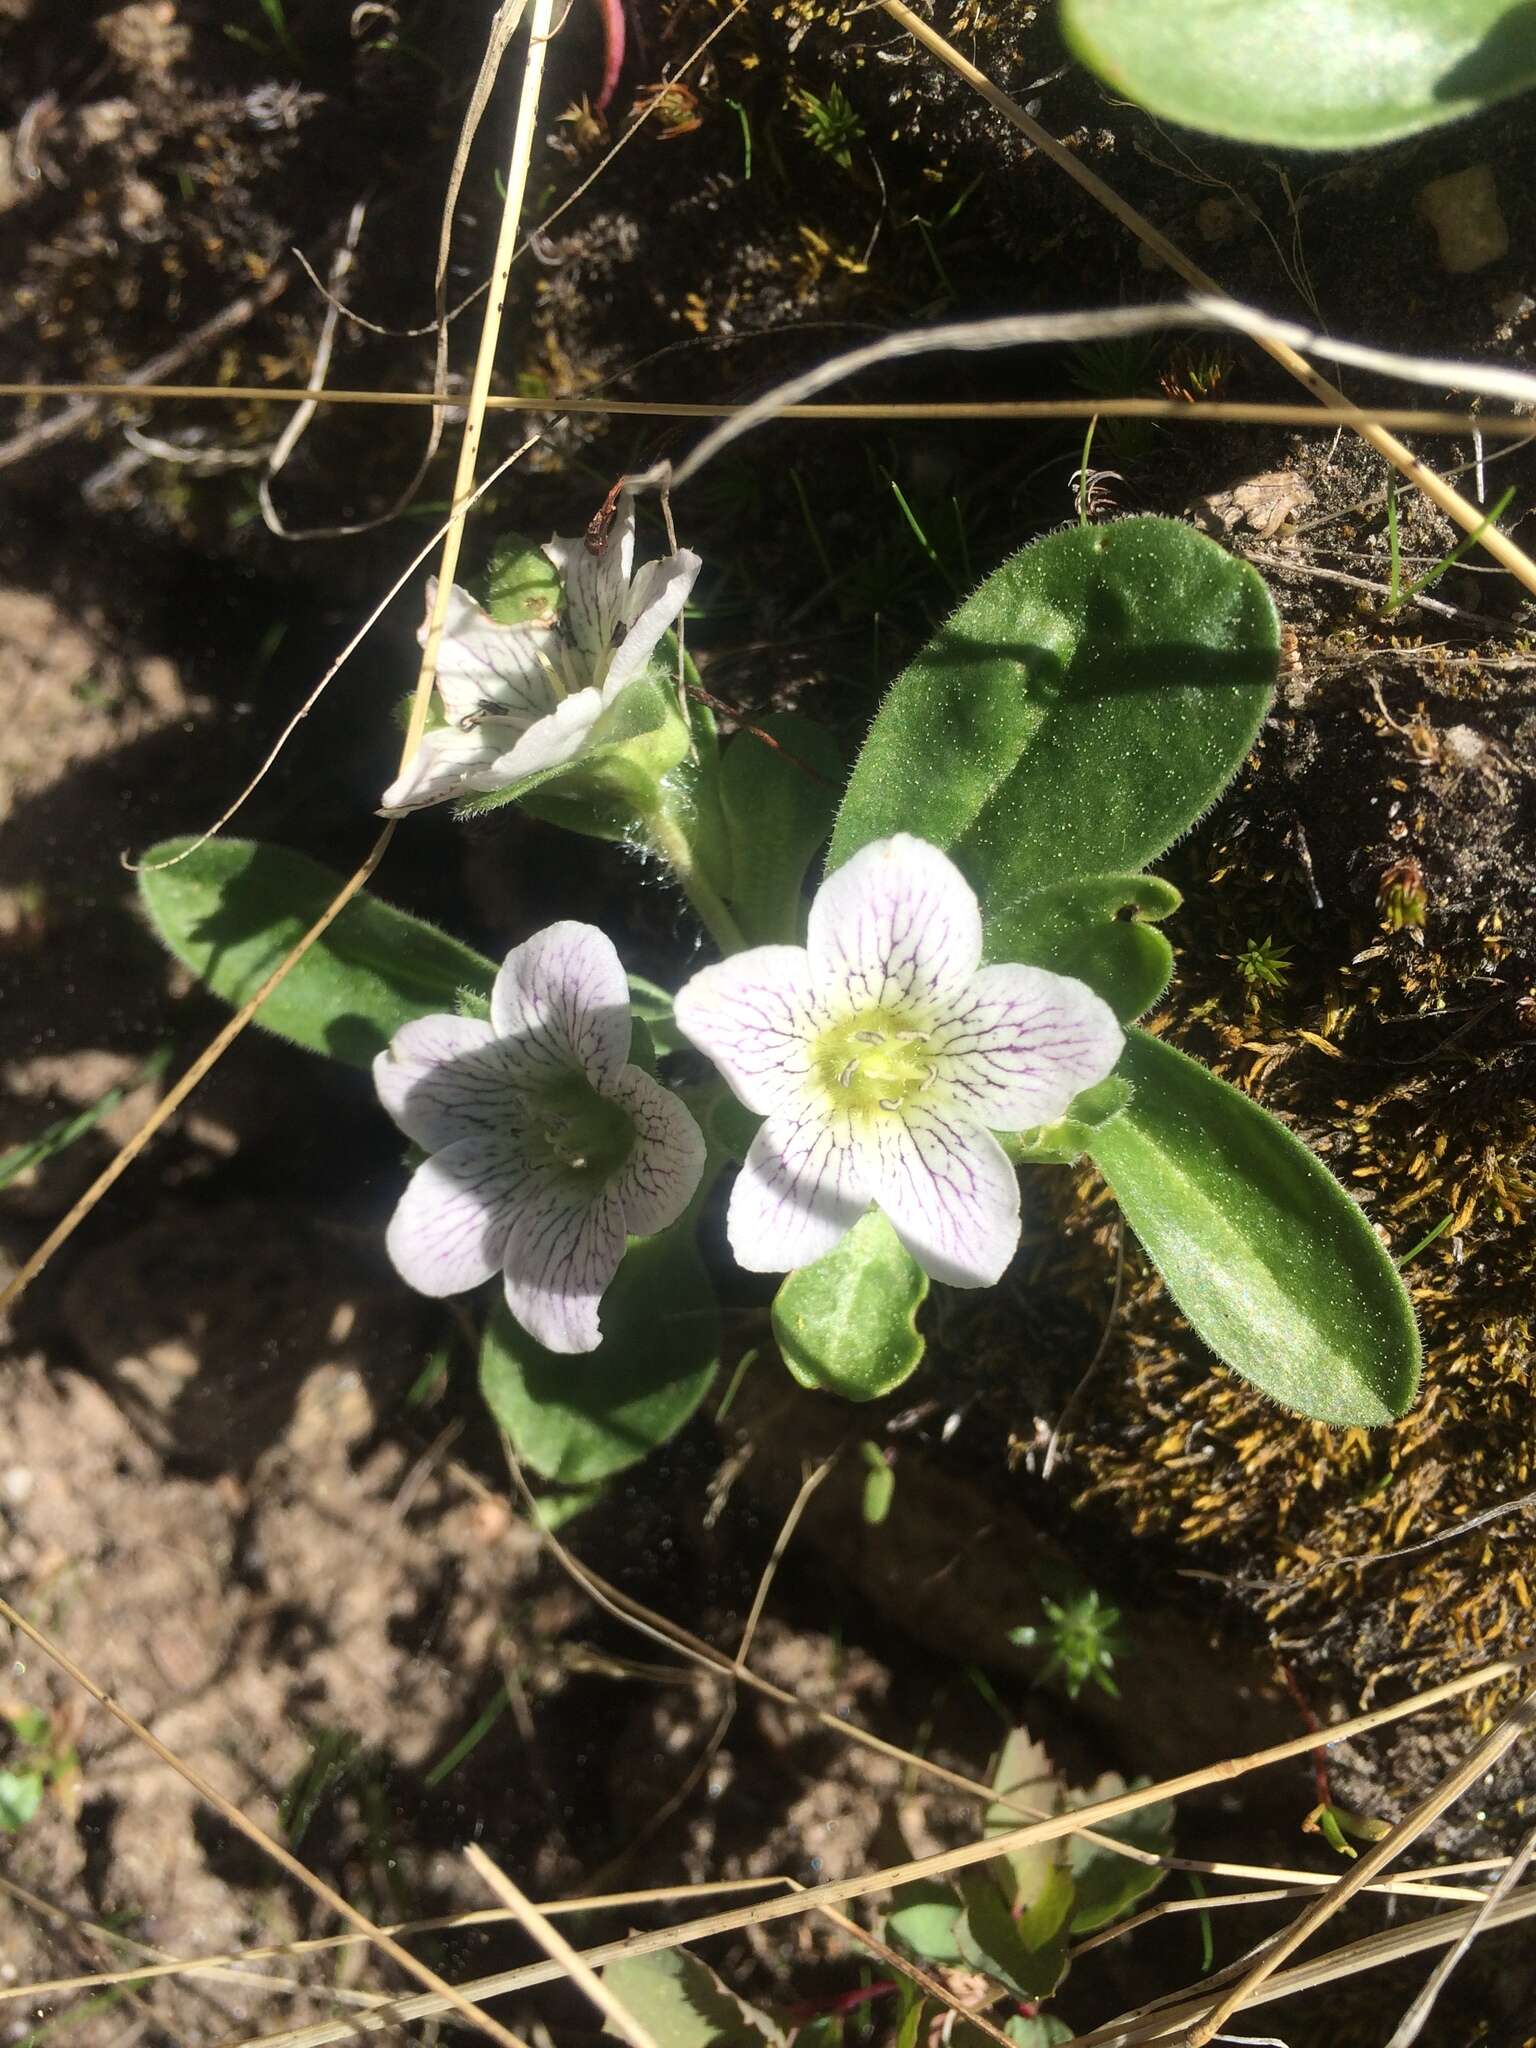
[427,580,560,728]
[605,548,701,694]
[491,921,632,1088]
[374,1013,526,1151]
[495,687,606,781]
[379,721,509,814]
[384,1132,526,1298]
[543,495,635,677]
[606,1065,707,1236]
[674,946,824,1117]
[502,1179,627,1354]
[928,963,1125,1131]
[808,835,983,1017]
[865,1106,1020,1288]
[727,1105,872,1274]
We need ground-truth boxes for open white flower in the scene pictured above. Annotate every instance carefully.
[674,835,1124,1287]
[380,491,700,814]
[375,922,706,1353]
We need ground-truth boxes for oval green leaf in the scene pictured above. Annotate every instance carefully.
[480,1224,719,1484]
[772,1209,929,1400]
[829,519,1276,911]
[719,712,843,945]
[991,873,1181,1023]
[1060,0,1536,149]
[140,837,496,1068]
[1088,1031,1422,1426]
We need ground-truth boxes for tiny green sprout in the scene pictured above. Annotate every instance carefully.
[1303,1802,1392,1859]
[794,84,865,169]
[1233,935,1293,992]
[1378,858,1428,932]
[860,1440,895,1525]
[1009,1590,1127,1700]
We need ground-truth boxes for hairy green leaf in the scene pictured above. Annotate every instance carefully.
[1065,1777,1176,1934]
[772,1210,928,1400]
[829,519,1276,907]
[886,1882,965,1966]
[140,838,496,1068]
[1060,0,1536,149]
[954,1867,1072,2002]
[994,873,1181,1023]
[480,1224,718,1483]
[719,713,843,944]
[1089,1031,1422,1425]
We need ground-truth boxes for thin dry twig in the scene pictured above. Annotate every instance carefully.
[875,0,1536,601]
[0,271,290,472]
[464,1847,657,2048]
[0,1592,529,2048]
[1186,1686,1536,2043]
[1383,1821,1536,2048]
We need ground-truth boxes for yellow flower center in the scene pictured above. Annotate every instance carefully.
[811,1006,935,1122]
[527,1072,635,1188]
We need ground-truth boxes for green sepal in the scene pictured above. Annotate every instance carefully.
[1088,1030,1423,1426]
[479,1220,719,1483]
[1005,1075,1135,1168]
[719,712,843,944]
[457,667,693,841]
[139,837,496,1068]
[829,518,1277,897]
[1060,0,1536,150]
[992,873,1181,1023]
[772,1210,928,1400]
[478,533,561,624]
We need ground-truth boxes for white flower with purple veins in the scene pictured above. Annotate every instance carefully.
[380,491,700,814]
[375,922,706,1353]
[675,835,1124,1288]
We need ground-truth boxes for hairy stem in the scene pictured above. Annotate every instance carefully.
[643,810,744,954]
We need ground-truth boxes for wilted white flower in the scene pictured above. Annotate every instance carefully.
[674,835,1124,1286]
[380,492,699,814]
[375,922,706,1353]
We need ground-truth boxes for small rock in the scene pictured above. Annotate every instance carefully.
[1418,165,1509,275]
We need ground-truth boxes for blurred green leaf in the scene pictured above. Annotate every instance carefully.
[0,1770,44,1832]
[719,713,843,945]
[885,1882,964,1966]
[602,1947,786,2048]
[480,1223,718,1483]
[1060,0,1536,148]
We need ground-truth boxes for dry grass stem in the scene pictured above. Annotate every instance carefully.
[403,0,554,770]
[1186,1686,1536,2042]
[1383,1822,1536,2047]
[0,1592,529,2046]
[464,1846,655,2048]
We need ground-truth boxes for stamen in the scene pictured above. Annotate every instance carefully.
[878,1096,902,1112]
[838,1059,859,1088]
[853,1029,885,1045]
[895,1029,930,1043]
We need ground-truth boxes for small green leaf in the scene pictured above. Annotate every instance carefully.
[859,1441,895,1525]
[829,519,1276,903]
[628,973,684,1055]
[139,838,495,1068]
[1060,0,1536,150]
[480,1223,719,1483]
[984,1727,1060,1913]
[1007,1075,1135,1169]
[991,874,1181,1024]
[772,1210,928,1400]
[602,1947,786,2048]
[1005,2020,1073,2048]
[1088,1031,1423,1425]
[1064,1775,1175,1933]
[719,713,843,944]
[954,1867,1072,2002]
[0,1770,44,1831]
[886,1881,964,1966]
[895,1995,927,2048]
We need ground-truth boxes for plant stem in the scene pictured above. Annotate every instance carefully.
[644,810,745,954]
